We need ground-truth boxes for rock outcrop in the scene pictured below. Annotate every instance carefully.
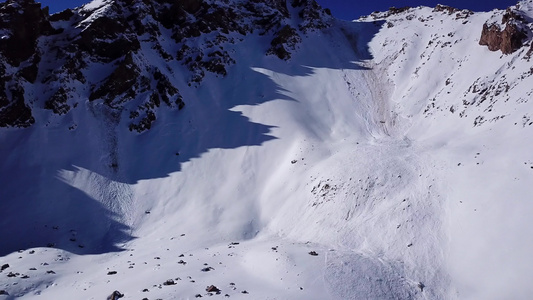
[479,8,527,54]
[479,23,526,54]
[0,0,57,128]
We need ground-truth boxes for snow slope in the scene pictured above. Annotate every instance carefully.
[1,1,533,299]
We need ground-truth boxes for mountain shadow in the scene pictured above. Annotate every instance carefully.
[0,7,383,256]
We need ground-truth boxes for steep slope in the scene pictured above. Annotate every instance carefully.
[1,0,533,300]
[364,2,533,299]
[0,0,332,255]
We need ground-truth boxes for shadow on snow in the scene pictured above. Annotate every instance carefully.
[0,20,383,257]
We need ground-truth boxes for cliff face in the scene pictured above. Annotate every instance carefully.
[479,8,528,54]
[0,0,57,127]
[0,0,331,130]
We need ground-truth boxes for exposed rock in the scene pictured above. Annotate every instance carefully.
[502,8,524,24]
[500,23,526,54]
[45,87,70,115]
[0,0,56,66]
[480,23,504,52]
[255,0,289,18]
[155,2,189,30]
[19,53,41,83]
[62,53,87,83]
[0,290,8,295]
[479,6,528,55]
[206,285,221,293]
[267,25,302,60]
[370,6,411,19]
[76,16,140,62]
[292,0,331,32]
[49,8,74,22]
[180,44,236,84]
[6,272,16,277]
[153,70,182,106]
[90,52,140,103]
[479,22,526,54]
[0,264,9,272]
[388,6,411,15]
[107,290,124,300]
[433,4,459,15]
[525,43,533,60]
[163,279,176,285]
[129,110,156,133]
[0,85,35,128]
[0,0,329,130]
[417,282,425,292]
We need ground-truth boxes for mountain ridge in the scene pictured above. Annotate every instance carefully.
[1,0,533,299]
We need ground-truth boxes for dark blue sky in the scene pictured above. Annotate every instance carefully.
[5,0,520,20]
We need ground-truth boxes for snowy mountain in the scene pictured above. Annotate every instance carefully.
[1,0,533,299]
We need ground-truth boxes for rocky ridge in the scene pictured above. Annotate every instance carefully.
[366,3,532,56]
[0,0,331,131]
[1,0,532,131]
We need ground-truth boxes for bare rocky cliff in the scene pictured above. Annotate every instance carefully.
[479,8,528,54]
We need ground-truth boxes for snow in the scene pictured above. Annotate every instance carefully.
[2,1,533,299]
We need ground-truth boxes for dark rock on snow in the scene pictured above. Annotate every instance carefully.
[0,264,9,272]
[206,285,221,293]
[107,290,124,300]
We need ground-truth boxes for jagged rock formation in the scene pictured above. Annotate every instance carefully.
[267,25,302,60]
[0,0,57,127]
[0,0,331,130]
[479,8,528,54]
